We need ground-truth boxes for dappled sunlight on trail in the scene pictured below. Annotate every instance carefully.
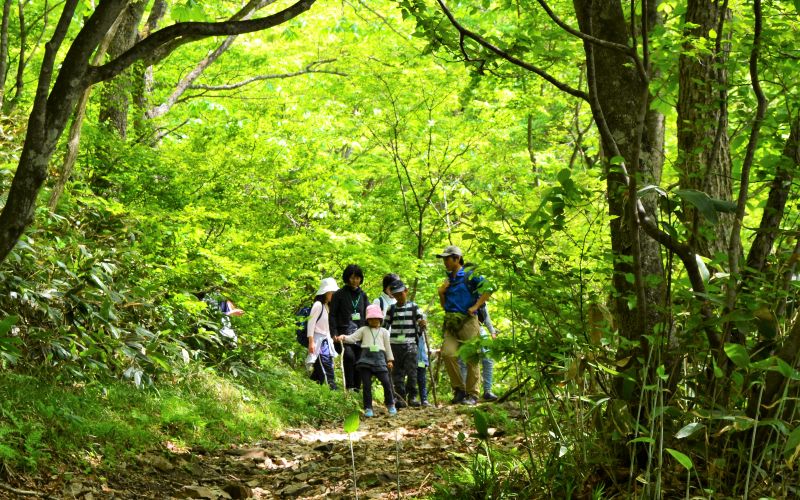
[12,403,494,498]
[248,405,473,498]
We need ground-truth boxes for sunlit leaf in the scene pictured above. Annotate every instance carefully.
[724,343,750,369]
[638,184,667,198]
[666,448,693,470]
[344,411,360,433]
[675,422,704,439]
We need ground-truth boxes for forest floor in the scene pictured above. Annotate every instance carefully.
[2,400,524,499]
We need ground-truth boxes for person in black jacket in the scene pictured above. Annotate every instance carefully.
[329,264,369,391]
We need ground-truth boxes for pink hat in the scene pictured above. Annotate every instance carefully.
[365,304,384,320]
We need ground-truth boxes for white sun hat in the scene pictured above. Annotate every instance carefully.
[316,277,339,296]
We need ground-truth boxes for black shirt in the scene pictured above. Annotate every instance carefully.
[329,286,369,335]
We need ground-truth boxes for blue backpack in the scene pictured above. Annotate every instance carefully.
[464,269,488,324]
[295,305,323,347]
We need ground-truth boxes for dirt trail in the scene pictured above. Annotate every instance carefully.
[4,403,508,499]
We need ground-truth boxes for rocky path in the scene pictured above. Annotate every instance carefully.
[3,403,519,499]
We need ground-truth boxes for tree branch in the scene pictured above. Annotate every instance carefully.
[534,0,632,54]
[186,60,346,92]
[722,0,767,335]
[34,0,77,136]
[435,0,588,102]
[345,0,410,43]
[145,0,279,119]
[86,0,317,86]
[7,0,26,109]
[148,118,190,145]
[0,482,41,497]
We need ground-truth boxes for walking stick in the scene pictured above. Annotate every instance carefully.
[387,360,399,409]
[338,339,348,396]
[422,327,439,407]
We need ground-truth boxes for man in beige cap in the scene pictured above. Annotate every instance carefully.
[436,245,495,405]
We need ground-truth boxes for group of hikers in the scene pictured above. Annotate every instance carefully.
[304,245,498,416]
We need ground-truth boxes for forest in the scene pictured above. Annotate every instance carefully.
[0,0,798,497]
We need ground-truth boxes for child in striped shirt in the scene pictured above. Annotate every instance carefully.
[383,280,427,408]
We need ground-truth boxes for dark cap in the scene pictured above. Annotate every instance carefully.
[390,280,407,294]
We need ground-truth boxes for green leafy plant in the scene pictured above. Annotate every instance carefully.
[344,411,361,499]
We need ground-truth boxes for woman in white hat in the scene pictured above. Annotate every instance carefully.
[307,277,339,389]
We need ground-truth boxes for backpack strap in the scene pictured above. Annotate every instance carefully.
[464,269,476,294]
[310,302,325,331]
[316,303,326,322]
[384,303,396,329]
[464,269,481,308]
[412,303,420,338]
[462,270,489,323]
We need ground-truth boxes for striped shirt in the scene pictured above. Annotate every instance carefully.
[385,302,426,344]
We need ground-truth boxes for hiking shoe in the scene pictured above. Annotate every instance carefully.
[364,408,374,417]
[421,400,432,407]
[462,396,477,406]
[483,392,499,402]
[409,399,421,407]
[450,389,466,404]
[388,406,398,416]
[395,399,407,409]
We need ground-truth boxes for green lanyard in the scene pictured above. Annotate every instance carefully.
[351,293,361,312]
[369,328,381,346]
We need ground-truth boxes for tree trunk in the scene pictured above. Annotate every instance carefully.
[573,0,666,362]
[0,0,99,261]
[48,9,127,211]
[98,1,148,138]
[676,0,733,258]
[745,116,800,274]
[749,293,800,430]
[132,0,167,139]
[0,0,11,104]
[3,0,25,111]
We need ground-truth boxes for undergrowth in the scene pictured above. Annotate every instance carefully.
[0,359,355,475]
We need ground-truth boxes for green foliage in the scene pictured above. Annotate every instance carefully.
[666,448,694,470]
[472,409,489,439]
[432,445,539,499]
[343,411,360,433]
[0,361,355,472]
[0,0,798,496]
[672,189,737,226]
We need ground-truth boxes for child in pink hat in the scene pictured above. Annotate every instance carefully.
[335,304,397,416]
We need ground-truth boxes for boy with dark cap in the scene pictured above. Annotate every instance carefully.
[373,273,399,316]
[383,280,427,407]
